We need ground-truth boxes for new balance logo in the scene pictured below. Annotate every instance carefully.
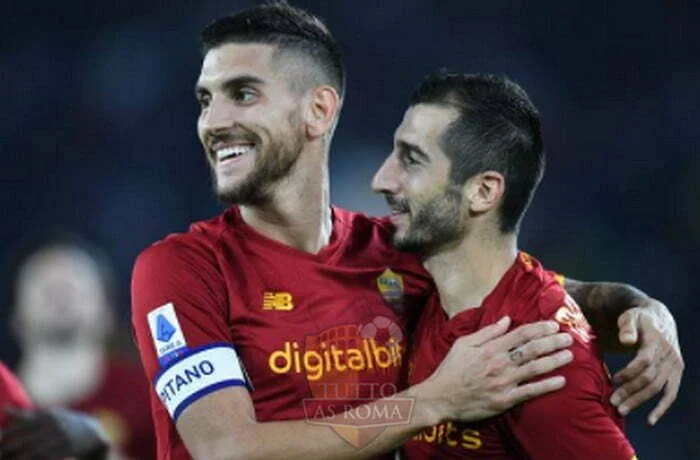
[263,292,294,311]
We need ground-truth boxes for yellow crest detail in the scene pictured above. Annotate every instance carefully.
[376,269,404,302]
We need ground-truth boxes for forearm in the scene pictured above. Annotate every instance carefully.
[564,279,649,349]
[187,384,440,460]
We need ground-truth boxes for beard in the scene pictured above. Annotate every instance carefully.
[390,186,465,255]
[214,114,305,206]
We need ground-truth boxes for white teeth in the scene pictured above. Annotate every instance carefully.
[216,145,254,161]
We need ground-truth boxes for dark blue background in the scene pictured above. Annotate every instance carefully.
[1,1,697,457]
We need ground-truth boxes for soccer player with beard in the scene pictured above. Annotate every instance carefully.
[131,3,682,460]
[372,72,636,458]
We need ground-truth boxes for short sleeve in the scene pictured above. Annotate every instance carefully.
[131,239,230,375]
[131,238,250,422]
[504,358,635,459]
[504,290,636,459]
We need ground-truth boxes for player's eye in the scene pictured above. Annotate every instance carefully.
[400,150,421,167]
[233,88,258,104]
[197,93,211,109]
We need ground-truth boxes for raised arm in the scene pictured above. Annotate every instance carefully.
[563,278,684,425]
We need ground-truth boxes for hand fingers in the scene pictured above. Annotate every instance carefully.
[509,375,567,405]
[611,347,670,412]
[616,368,669,418]
[510,349,573,384]
[617,309,639,346]
[509,333,573,365]
[612,344,658,386]
[648,371,682,426]
[460,316,511,347]
[490,320,560,352]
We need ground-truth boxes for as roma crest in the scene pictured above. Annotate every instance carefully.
[376,269,404,304]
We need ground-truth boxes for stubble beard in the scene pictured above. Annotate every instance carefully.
[215,115,305,206]
[392,187,465,255]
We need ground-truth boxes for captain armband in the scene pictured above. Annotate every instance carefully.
[153,343,252,421]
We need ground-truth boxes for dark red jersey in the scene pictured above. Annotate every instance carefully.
[69,356,156,460]
[0,362,33,429]
[131,206,432,459]
[403,252,636,460]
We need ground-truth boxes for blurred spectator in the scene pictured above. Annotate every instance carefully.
[8,233,155,459]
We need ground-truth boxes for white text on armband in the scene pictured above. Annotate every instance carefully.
[154,344,249,421]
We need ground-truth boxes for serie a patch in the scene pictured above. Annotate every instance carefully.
[147,302,188,366]
[153,344,250,421]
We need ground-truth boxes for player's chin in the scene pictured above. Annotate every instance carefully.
[216,171,250,192]
[391,223,413,248]
[216,180,245,203]
[391,233,420,253]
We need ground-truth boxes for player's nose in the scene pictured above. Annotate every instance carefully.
[200,97,240,132]
[372,155,400,195]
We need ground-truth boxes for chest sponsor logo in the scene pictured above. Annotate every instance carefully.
[376,269,404,303]
[263,292,294,311]
[412,422,483,451]
[267,316,412,448]
[268,331,403,382]
[555,294,593,343]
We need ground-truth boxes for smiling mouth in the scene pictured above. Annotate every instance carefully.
[215,144,256,163]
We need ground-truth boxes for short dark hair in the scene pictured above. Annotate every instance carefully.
[200,1,345,100]
[410,71,545,234]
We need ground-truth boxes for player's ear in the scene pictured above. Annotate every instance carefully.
[466,171,505,213]
[304,85,340,139]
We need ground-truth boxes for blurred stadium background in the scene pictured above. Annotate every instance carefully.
[1,0,697,458]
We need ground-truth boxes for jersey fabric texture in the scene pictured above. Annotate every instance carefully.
[402,252,636,460]
[132,206,433,459]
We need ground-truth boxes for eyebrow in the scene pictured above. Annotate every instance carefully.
[195,75,266,97]
[396,139,430,162]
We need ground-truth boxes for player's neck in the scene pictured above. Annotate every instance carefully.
[423,228,517,318]
[18,343,105,406]
[239,147,332,254]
